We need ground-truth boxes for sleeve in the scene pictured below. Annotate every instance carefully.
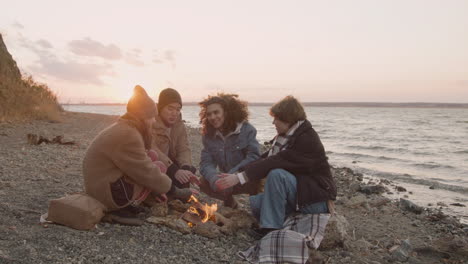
[174,122,193,168]
[228,126,261,173]
[244,131,327,182]
[199,137,220,190]
[111,131,172,195]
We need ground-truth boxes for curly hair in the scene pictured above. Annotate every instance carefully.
[270,95,307,125]
[199,93,249,136]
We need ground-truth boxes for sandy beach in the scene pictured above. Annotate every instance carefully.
[0,111,467,264]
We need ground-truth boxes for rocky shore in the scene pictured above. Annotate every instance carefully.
[0,112,467,263]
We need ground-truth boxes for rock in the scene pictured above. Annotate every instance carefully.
[353,238,372,253]
[166,219,192,234]
[308,248,325,263]
[436,202,448,207]
[359,185,387,195]
[214,212,235,235]
[146,216,191,234]
[346,194,368,208]
[450,203,465,207]
[168,199,189,213]
[320,213,349,249]
[193,221,221,238]
[396,186,407,192]
[150,202,168,217]
[400,198,423,214]
[432,235,468,257]
[370,197,391,208]
[389,239,412,262]
[349,182,361,194]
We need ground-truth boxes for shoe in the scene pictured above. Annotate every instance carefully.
[102,207,144,226]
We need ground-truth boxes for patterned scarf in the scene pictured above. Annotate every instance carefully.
[268,120,304,157]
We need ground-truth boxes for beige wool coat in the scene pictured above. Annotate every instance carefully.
[151,115,193,169]
[83,118,172,210]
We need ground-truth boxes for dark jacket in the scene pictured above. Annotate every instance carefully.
[243,119,336,208]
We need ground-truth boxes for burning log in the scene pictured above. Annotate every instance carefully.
[182,195,218,228]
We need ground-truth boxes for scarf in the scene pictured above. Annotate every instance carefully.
[268,120,304,157]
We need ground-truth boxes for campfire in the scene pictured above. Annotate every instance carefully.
[182,195,218,227]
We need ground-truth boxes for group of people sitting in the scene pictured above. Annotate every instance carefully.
[82,85,337,237]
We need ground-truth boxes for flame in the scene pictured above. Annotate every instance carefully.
[186,195,218,225]
[187,195,199,203]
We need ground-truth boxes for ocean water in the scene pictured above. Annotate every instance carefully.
[64,104,468,222]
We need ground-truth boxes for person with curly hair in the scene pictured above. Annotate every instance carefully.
[198,93,262,208]
[216,96,337,237]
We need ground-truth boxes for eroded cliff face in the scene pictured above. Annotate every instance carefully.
[0,33,61,121]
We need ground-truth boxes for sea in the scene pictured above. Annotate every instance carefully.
[63,104,468,223]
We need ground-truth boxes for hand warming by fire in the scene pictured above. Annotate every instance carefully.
[182,195,218,227]
[215,173,239,191]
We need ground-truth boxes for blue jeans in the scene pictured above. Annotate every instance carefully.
[249,169,328,229]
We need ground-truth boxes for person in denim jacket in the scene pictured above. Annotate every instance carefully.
[199,93,263,208]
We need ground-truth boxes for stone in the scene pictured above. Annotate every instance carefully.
[433,235,468,257]
[400,198,423,214]
[320,213,349,249]
[346,193,368,208]
[396,186,407,192]
[370,197,391,208]
[359,185,387,195]
[436,202,447,207]
[168,199,189,213]
[390,239,412,262]
[150,202,168,217]
[193,221,221,238]
[308,248,325,264]
[353,238,372,253]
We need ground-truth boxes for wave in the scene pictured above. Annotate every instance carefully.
[412,162,455,170]
[454,150,468,154]
[331,151,409,163]
[345,167,468,195]
[347,145,430,156]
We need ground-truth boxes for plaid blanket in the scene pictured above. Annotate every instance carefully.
[238,213,330,264]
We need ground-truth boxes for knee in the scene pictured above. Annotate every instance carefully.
[266,169,290,183]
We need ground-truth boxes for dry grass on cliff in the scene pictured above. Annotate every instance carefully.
[0,75,63,122]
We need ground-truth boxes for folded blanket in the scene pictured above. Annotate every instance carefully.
[239,213,330,264]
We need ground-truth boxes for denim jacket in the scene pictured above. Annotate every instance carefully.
[200,121,260,191]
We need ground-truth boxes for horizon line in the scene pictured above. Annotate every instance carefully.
[61,102,468,108]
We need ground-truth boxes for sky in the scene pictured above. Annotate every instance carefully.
[1,0,467,103]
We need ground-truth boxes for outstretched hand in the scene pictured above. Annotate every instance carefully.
[215,173,240,191]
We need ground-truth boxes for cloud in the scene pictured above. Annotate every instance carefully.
[17,34,114,85]
[11,21,24,29]
[30,58,114,85]
[152,49,176,67]
[152,58,164,64]
[124,50,145,67]
[36,39,53,49]
[125,56,145,67]
[68,38,122,60]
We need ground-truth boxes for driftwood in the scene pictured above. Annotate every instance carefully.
[27,134,76,146]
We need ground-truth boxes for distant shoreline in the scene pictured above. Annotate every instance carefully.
[61,102,468,108]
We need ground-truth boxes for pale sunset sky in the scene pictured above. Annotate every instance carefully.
[1,0,467,103]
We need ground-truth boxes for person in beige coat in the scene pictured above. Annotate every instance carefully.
[151,88,200,190]
[83,85,172,224]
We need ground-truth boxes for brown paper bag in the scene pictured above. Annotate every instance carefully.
[47,193,106,230]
